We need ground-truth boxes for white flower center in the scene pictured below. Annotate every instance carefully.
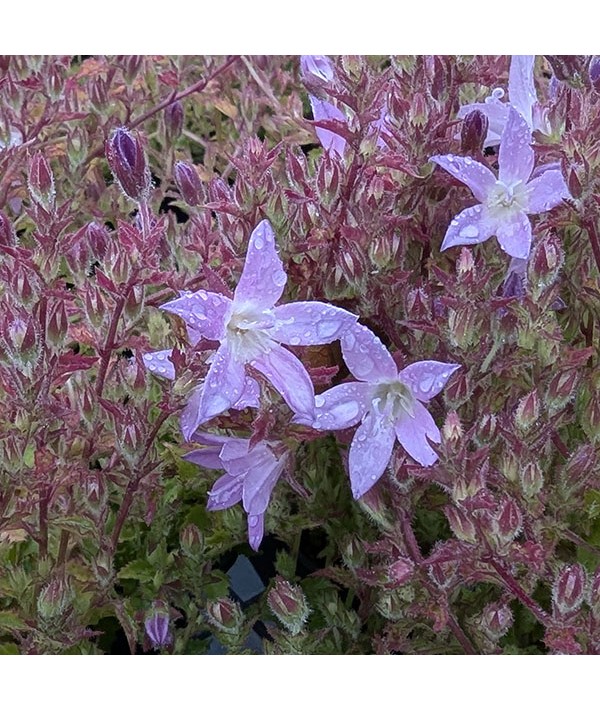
[371,380,415,422]
[486,179,528,218]
[226,302,275,361]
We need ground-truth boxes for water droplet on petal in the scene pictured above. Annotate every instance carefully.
[290,336,301,346]
[459,225,479,239]
[254,236,264,250]
[315,395,325,407]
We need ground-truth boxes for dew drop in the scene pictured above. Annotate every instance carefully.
[316,320,339,339]
[290,335,301,346]
[315,394,325,407]
[254,236,264,250]
[248,515,259,527]
[459,224,479,239]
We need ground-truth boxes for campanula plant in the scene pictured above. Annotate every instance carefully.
[1,54,600,657]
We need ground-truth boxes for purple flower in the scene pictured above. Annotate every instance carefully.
[431,107,570,259]
[458,55,550,147]
[305,323,459,499]
[145,604,172,649]
[184,434,290,551]
[150,220,357,438]
[300,55,334,84]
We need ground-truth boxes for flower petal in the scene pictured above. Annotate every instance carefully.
[183,444,225,470]
[348,411,396,499]
[251,344,315,419]
[309,95,347,158]
[161,291,232,340]
[398,361,461,402]
[395,400,441,467]
[430,155,496,202]
[243,448,285,515]
[180,344,246,439]
[233,376,261,410]
[301,55,334,83]
[508,55,537,127]
[234,220,287,310]
[525,169,570,214]
[440,204,495,251]
[498,106,534,185]
[143,349,175,380]
[341,322,397,382]
[206,472,244,511]
[272,301,357,346]
[495,211,532,259]
[312,382,372,430]
[247,513,265,551]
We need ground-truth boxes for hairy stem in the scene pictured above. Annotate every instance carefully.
[489,559,550,625]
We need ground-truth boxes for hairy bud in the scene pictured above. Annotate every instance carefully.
[174,161,203,206]
[552,563,586,615]
[145,602,172,649]
[267,577,311,636]
[206,597,244,634]
[165,101,184,142]
[106,127,151,202]
[589,56,600,92]
[28,152,56,210]
[460,109,488,155]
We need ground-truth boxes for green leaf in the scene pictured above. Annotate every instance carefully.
[0,643,19,654]
[0,611,30,631]
[117,559,155,583]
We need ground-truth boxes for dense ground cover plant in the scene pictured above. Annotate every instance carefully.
[1,54,600,654]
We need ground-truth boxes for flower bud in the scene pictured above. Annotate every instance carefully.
[445,505,477,544]
[552,563,586,615]
[519,461,544,497]
[456,247,475,278]
[165,101,184,142]
[545,368,579,414]
[206,597,244,634]
[28,152,55,211]
[86,221,110,261]
[267,577,311,636]
[559,443,595,496]
[480,602,513,641]
[589,56,600,92]
[37,577,73,620]
[387,557,415,586]
[447,306,478,349]
[121,55,144,84]
[106,127,151,202]
[179,523,204,557]
[589,568,600,619]
[527,233,564,296]
[514,390,540,432]
[460,109,489,155]
[174,161,202,206]
[145,603,172,649]
[442,410,463,445]
[495,497,522,542]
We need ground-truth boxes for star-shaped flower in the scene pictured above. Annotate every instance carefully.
[458,55,550,147]
[431,107,570,259]
[150,220,357,438]
[184,433,290,551]
[303,322,459,499]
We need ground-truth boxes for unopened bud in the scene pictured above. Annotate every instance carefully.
[387,557,415,586]
[121,55,144,84]
[447,306,478,349]
[583,394,600,442]
[589,56,600,92]
[476,412,497,445]
[559,443,595,496]
[174,161,203,206]
[106,127,151,202]
[165,101,184,142]
[528,233,564,296]
[480,602,513,641]
[86,222,110,261]
[179,523,204,557]
[460,109,488,155]
[206,597,244,634]
[514,390,540,432]
[442,410,463,444]
[145,602,172,649]
[545,368,579,414]
[445,505,477,543]
[552,563,586,615]
[519,461,544,497]
[495,497,523,542]
[37,577,73,620]
[28,152,55,210]
[267,577,311,636]
[589,568,600,619]
[456,247,475,277]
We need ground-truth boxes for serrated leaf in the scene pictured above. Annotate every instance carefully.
[0,611,30,631]
[117,559,155,583]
